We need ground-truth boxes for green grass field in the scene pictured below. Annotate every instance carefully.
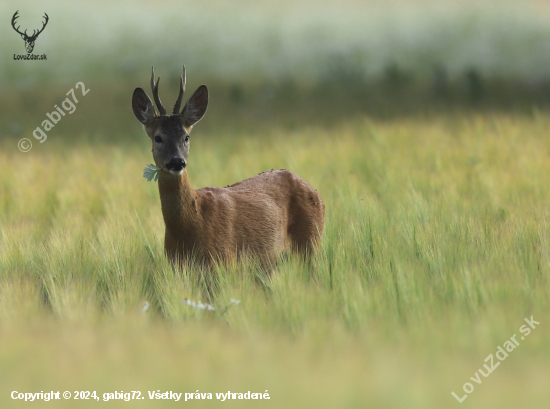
[1,109,549,408]
[2,0,550,407]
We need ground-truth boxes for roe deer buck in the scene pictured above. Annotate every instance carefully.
[132,66,324,269]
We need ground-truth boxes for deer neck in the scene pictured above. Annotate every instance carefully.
[158,169,200,235]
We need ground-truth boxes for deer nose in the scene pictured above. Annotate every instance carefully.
[166,157,186,172]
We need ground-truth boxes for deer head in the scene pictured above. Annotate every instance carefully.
[11,11,49,54]
[132,66,209,175]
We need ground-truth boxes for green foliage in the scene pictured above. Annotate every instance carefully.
[143,164,161,182]
[1,1,550,405]
[1,112,549,407]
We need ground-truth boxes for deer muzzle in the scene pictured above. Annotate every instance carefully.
[166,157,186,175]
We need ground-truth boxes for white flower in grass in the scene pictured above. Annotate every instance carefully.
[140,301,150,313]
[230,298,241,305]
[182,298,215,311]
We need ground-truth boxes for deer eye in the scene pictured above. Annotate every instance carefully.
[185,135,189,142]
[154,135,163,143]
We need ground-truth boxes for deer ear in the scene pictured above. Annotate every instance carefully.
[132,88,155,124]
[181,85,208,127]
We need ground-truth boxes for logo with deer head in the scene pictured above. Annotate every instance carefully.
[11,11,49,54]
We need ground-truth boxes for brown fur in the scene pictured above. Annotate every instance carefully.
[160,168,324,268]
[132,67,324,269]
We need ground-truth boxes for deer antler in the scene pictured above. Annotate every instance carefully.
[30,13,49,39]
[173,65,186,115]
[11,11,26,37]
[150,66,167,116]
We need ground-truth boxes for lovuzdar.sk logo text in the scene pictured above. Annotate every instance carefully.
[12,10,48,60]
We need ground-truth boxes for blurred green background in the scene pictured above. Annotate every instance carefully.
[3,0,550,143]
